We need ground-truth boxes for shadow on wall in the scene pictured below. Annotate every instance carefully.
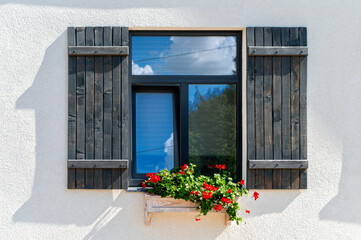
[0,0,185,9]
[12,32,300,239]
[319,128,361,224]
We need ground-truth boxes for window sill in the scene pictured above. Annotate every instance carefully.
[144,193,232,226]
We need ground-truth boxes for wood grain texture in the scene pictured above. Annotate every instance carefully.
[94,27,104,189]
[248,160,308,169]
[75,27,86,189]
[121,27,130,189]
[67,26,130,189]
[272,27,282,189]
[246,27,307,189]
[67,27,76,189]
[248,46,308,56]
[246,27,256,189]
[68,159,128,168]
[263,27,273,189]
[68,46,129,56]
[112,27,122,189]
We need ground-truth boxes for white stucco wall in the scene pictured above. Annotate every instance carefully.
[1,1,361,239]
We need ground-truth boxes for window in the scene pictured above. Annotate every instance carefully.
[130,31,242,186]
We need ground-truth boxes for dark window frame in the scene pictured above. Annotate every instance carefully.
[129,30,243,187]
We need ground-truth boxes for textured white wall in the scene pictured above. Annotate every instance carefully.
[1,1,361,239]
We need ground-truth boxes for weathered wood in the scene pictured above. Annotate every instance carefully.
[76,27,86,189]
[281,28,291,189]
[121,27,130,189]
[112,27,122,189]
[263,27,273,189]
[248,160,308,169]
[272,27,282,189]
[85,27,95,189]
[254,27,265,189]
[103,27,113,189]
[299,27,308,189]
[68,159,128,169]
[290,27,300,189]
[67,27,76,189]
[68,46,129,56]
[246,27,256,189]
[248,46,308,56]
[144,194,233,225]
[93,27,104,189]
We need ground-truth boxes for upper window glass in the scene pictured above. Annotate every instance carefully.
[131,36,237,75]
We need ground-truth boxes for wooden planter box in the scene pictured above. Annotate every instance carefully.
[144,193,231,225]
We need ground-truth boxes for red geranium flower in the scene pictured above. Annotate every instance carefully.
[228,189,232,193]
[195,217,201,221]
[253,191,259,200]
[202,191,213,200]
[195,191,199,195]
[190,190,195,195]
[149,173,161,183]
[203,182,218,191]
[142,182,146,188]
[239,179,245,185]
[221,197,232,204]
[180,171,185,175]
[180,164,188,170]
[214,204,222,212]
[245,210,250,214]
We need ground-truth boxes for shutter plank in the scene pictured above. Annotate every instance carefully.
[290,28,300,189]
[272,27,282,189]
[255,27,265,189]
[246,28,256,189]
[121,27,130,189]
[76,27,86,189]
[112,27,122,189]
[67,27,76,189]
[85,27,95,189]
[94,27,104,189]
[103,27,113,189]
[281,28,291,189]
[299,27,307,189]
[263,27,273,189]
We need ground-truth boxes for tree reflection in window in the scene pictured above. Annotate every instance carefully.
[189,84,236,179]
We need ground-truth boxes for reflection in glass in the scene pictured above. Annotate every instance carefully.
[136,93,174,173]
[189,84,236,179]
[132,36,237,75]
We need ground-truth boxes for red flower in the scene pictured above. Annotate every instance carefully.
[142,182,146,188]
[221,197,232,204]
[149,173,161,183]
[214,204,222,212]
[190,190,195,195]
[202,191,213,200]
[180,171,185,175]
[245,210,250,214]
[195,191,199,195]
[180,164,188,170]
[195,217,201,221]
[239,179,245,185]
[214,164,226,170]
[228,189,232,193]
[253,191,259,200]
[203,182,218,191]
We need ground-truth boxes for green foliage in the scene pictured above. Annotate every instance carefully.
[144,164,249,224]
[189,85,237,179]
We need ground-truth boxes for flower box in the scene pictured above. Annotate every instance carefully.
[144,193,232,225]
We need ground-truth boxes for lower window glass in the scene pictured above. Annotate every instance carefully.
[188,84,237,179]
[135,91,175,174]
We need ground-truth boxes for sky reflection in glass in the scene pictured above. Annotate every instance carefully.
[136,93,174,173]
[132,36,237,75]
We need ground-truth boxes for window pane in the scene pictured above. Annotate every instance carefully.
[136,92,174,173]
[189,84,236,179]
[132,36,237,75]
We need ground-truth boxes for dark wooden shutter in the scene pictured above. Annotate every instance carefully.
[67,27,130,189]
[246,27,307,189]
